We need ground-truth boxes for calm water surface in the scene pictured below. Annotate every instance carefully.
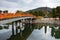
[0,23,60,40]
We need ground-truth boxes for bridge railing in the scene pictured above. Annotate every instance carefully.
[0,13,37,20]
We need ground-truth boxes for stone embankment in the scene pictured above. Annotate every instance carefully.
[34,18,60,25]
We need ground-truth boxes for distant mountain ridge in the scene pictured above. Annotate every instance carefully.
[26,7,52,12]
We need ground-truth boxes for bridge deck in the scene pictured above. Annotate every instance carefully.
[0,13,37,25]
[0,17,34,25]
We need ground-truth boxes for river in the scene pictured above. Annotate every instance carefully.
[0,23,60,40]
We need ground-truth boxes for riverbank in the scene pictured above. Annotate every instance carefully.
[34,18,60,25]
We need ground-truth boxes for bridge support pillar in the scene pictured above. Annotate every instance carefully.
[15,21,18,34]
[19,20,23,36]
[12,22,14,35]
[27,18,33,31]
[18,20,21,32]
[30,18,33,31]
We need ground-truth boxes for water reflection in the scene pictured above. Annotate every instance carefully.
[0,24,9,30]
[44,26,47,34]
[0,23,60,40]
[0,26,3,30]
[7,23,34,40]
[27,24,60,40]
[51,26,60,39]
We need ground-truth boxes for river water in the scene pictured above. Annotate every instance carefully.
[0,23,60,40]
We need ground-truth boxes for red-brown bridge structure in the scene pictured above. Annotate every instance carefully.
[0,13,37,24]
[0,12,37,35]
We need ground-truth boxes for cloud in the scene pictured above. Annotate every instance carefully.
[48,0,60,7]
[0,0,60,12]
[22,0,33,4]
[6,0,18,2]
[0,0,18,8]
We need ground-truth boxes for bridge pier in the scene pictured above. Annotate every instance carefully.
[15,21,18,34]
[11,18,36,35]
[20,19,24,36]
[26,18,33,31]
[14,19,24,36]
[12,22,14,35]
[30,18,33,31]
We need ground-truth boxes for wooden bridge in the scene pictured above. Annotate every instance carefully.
[0,13,37,25]
[0,12,37,36]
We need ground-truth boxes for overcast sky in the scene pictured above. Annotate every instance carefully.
[0,0,60,12]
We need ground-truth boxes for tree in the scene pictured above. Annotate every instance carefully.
[0,10,2,13]
[56,6,60,18]
[52,8,56,18]
[39,10,45,16]
[16,10,23,13]
[50,6,60,20]
[27,10,45,17]
[3,10,8,13]
[16,10,20,13]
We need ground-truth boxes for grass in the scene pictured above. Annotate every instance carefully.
[37,16,43,20]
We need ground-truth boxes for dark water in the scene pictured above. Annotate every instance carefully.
[0,23,60,40]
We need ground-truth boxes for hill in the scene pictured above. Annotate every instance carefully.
[26,7,52,13]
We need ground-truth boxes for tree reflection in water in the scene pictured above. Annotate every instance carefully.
[0,26,3,30]
[35,23,60,39]
[51,26,60,39]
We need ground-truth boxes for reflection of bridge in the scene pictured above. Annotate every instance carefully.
[7,23,34,40]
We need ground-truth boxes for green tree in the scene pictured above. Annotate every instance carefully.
[39,10,45,16]
[27,10,45,16]
[16,10,23,13]
[50,6,60,20]
[52,8,56,18]
[56,6,60,18]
